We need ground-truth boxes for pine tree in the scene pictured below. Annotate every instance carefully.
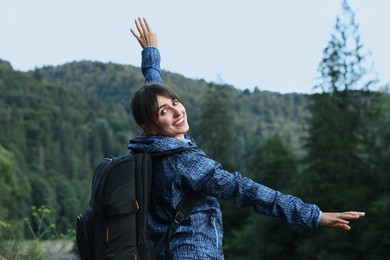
[303,0,376,205]
[300,0,379,258]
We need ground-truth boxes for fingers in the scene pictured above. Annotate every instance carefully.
[341,211,365,220]
[138,17,149,35]
[130,17,158,48]
[129,18,142,41]
[130,28,140,41]
[335,218,349,225]
[130,17,150,40]
[321,211,365,231]
[143,17,153,33]
[129,18,147,46]
[334,223,351,231]
[348,211,365,217]
[134,18,143,36]
[330,217,351,231]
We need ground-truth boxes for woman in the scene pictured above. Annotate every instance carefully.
[129,17,365,259]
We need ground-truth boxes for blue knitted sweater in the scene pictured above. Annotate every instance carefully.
[127,47,321,259]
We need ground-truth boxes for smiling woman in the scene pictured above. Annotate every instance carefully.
[127,17,365,259]
[130,83,189,139]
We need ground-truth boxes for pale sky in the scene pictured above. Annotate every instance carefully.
[1,0,389,93]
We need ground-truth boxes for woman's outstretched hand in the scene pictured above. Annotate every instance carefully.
[130,17,158,49]
[320,211,365,231]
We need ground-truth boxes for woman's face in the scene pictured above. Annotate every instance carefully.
[152,95,189,139]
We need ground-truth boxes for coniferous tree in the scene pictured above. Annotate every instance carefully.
[303,0,376,208]
[299,0,379,258]
[359,91,390,258]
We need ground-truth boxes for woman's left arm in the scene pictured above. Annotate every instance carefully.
[179,153,365,230]
[176,152,321,228]
[130,17,162,84]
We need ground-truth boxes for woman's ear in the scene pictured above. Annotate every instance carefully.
[141,124,158,135]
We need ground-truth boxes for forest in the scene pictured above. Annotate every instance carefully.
[1,1,389,259]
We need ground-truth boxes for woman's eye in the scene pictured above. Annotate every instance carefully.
[173,100,179,106]
[160,109,168,116]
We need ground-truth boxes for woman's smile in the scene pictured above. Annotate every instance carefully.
[173,116,185,126]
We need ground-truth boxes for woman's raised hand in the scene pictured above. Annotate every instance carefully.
[130,17,158,48]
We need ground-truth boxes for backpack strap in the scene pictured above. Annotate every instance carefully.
[152,190,200,260]
[138,147,199,259]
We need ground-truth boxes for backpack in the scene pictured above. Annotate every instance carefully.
[76,149,199,260]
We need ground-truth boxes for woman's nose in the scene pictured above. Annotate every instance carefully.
[172,107,181,117]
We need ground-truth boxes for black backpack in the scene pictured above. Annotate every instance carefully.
[76,149,199,260]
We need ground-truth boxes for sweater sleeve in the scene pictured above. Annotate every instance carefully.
[175,150,322,228]
[141,46,162,84]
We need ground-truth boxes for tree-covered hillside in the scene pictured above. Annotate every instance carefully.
[0,56,310,236]
[35,60,311,155]
[1,54,389,258]
[0,60,136,236]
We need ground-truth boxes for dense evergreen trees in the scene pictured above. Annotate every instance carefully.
[196,83,236,170]
[293,1,388,258]
[225,134,300,259]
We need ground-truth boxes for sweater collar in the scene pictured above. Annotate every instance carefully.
[128,133,193,153]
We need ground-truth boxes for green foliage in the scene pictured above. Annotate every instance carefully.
[196,83,236,170]
[250,134,299,192]
[25,206,54,241]
[0,59,131,239]
[0,205,76,259]
[0,145,17,219]
[0,220,11,238]
[225,134,300,259]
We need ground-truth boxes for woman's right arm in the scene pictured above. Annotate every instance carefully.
[130,17,162,84]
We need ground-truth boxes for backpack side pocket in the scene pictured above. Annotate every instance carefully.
[76,208,95,260]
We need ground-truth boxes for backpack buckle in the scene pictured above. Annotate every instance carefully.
[174,212,185,224]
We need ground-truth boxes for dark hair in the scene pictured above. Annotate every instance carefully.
[131,83,181,128]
